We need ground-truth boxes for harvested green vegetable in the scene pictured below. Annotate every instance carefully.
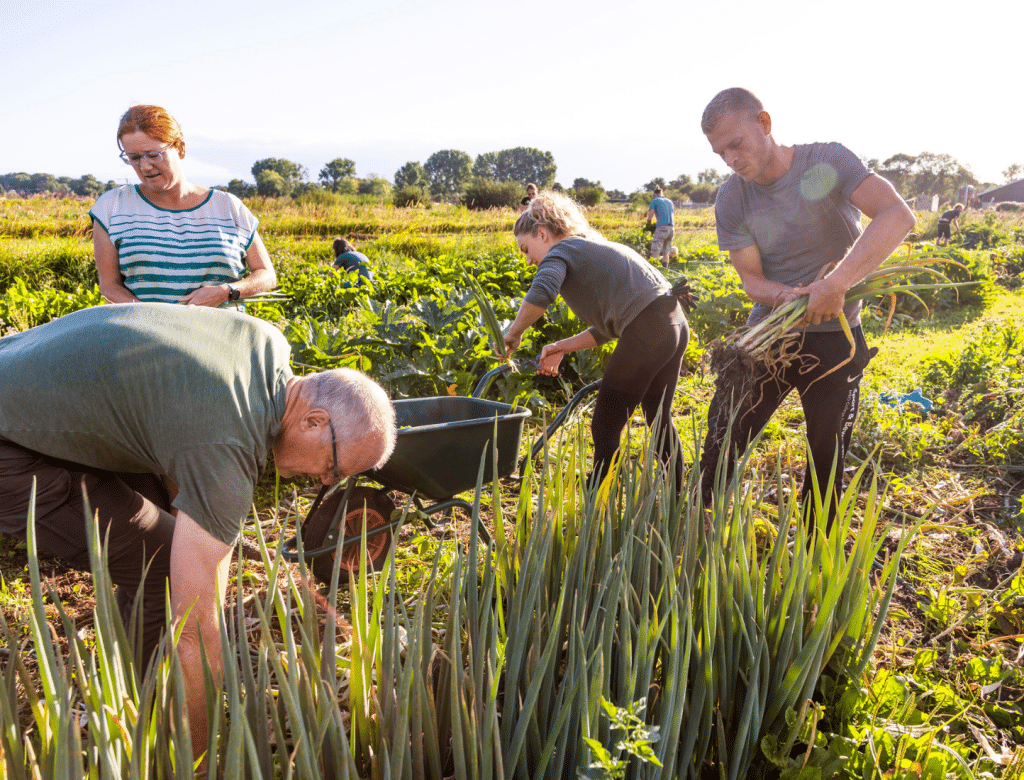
[466,273,515,368]
[709,250,974,387]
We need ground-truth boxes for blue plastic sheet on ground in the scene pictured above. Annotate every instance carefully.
[877,388,933,416]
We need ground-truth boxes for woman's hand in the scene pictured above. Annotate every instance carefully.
[503,301,547,359]
[181,285,229,307]
[538,343,564,376]
[502,331,522,359]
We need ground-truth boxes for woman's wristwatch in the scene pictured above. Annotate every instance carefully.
[226,284,241,302]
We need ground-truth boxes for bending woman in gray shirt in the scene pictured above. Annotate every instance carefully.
[503,191,691,491]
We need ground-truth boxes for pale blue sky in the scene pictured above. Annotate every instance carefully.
[2,0,1018,191]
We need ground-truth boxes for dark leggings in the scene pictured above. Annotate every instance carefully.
[0,441,176,670]
[699,326,872,528]
[590,295,689,490]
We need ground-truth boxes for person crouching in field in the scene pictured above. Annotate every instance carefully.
[502,191,695,491]
[332,237,374,287]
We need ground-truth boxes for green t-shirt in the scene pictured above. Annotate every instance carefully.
[0,304,292,544]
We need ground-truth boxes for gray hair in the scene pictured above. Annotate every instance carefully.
[307,368,396,471]
[701,87,764,134]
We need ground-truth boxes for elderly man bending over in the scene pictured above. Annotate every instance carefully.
[0,302,396,761]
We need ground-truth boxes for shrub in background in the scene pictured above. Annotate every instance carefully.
[686,182,719,204]
[462,179,522,211]
[393,185,430,208]
[334,177,359,196]
[292,186,350,207]
[256,169,292,198]
[357,176,393,198]
[224,179,256,198]
[572,186,606,207]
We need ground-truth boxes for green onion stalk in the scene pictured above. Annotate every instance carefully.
[741,256,970,362]
[738,258,969,359]
[466,273,516,370]
[691,251,975,389]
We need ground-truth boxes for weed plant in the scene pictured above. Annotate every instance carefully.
[0,238,95,292]
[0,198,93,239]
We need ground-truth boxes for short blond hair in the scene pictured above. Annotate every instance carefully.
[701,87,764,135]
[513,190,591,239]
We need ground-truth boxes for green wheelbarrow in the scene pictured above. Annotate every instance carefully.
[282,363,601,585]
[281,365,529,584]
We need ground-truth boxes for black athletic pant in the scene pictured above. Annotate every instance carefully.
[590,294,689,490]
[699,326,872,528]
[0,440,176,670]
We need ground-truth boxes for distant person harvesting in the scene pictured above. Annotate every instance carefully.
[332,237,374,287]
[646,186,675,267]
[698,87,914,527]
[936,203,964,246]
[503,191,693,490]
[91,105,277,307]
[520,182,538,212]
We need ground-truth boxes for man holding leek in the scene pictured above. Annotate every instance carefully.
[698,88,915,526]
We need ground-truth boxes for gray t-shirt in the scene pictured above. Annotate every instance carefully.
[523,236,670,344]
[714,142,871,332]
[0,304,292,544]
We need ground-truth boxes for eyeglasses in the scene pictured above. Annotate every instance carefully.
[119,144,172,166]
[326,418,339,482]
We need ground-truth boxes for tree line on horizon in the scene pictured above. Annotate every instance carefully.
[3,149,1021,208]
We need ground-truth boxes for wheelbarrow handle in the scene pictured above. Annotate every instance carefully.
[517,379,601,480]
[281,481,356,563]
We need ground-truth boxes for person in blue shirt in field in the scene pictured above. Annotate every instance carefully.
[332,237,374,288]
[646,186,675,267]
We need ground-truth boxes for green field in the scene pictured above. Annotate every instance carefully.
[1,195,1022,779]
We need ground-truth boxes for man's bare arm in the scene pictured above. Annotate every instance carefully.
[802,174,916,325]
[170,510,233,764]
[728,243,804,309]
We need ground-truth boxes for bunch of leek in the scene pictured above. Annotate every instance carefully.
[713,251,973,383]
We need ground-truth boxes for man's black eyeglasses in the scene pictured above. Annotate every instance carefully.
[327,418,339,481]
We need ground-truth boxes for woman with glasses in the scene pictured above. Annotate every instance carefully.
[89,105,276,307]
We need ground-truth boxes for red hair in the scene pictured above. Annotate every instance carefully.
[117,105,185,158]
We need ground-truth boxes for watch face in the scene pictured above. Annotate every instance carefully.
[228,285,240,301]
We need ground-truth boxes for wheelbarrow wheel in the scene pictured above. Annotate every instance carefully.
[301,487,395,584]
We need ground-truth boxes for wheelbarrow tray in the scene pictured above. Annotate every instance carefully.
[367,396,530,501]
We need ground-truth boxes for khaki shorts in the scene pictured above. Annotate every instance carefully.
[651,225,674,258]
